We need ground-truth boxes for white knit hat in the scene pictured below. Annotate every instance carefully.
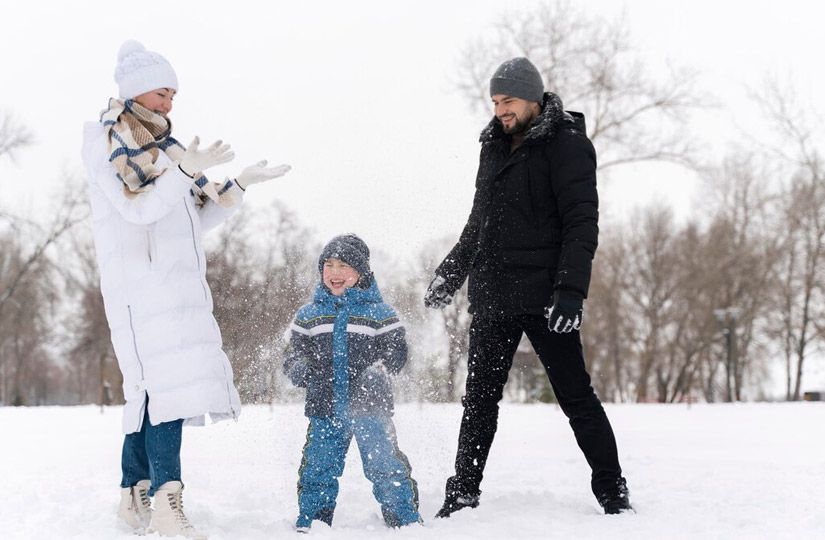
[114,40,178,100]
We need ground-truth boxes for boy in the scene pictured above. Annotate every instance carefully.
[284,234,421,530]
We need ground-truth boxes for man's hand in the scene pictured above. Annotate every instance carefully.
[236,160,292,190]
[545,290,583,333]
[179,136,235,177]
[424,275,453,309]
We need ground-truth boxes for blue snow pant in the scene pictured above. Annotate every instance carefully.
[120,400,183,497]
[296,415,421,528]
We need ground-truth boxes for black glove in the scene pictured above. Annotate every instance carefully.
[424,275,454,309]
[545,290,583,333]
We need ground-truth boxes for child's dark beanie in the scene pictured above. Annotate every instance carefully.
[318,234,371,276]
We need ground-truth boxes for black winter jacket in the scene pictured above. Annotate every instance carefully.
[435,92,599,316]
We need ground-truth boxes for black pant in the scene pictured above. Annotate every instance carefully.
[447,314,622,498]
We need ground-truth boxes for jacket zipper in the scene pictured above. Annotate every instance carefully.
[146,227,156,268]
[182,198,208,301]
[127,305,146,384]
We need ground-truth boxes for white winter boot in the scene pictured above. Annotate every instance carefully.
[148,481,207,539]
[118,479,152,531]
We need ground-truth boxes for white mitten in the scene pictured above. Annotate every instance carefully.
[179,136,235,177]
[236,160,292,189]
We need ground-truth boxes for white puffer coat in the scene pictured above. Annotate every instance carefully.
[81,121,243,434]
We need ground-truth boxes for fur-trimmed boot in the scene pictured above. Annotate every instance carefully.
[118,479,152,530]
[148,481,207,539]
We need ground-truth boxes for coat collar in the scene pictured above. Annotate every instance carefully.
[479,92,580,144]
[313,280,383,306]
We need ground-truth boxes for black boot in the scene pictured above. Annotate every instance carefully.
[435,479,480,518]
[295,507,334,533]
[596,477,632,514]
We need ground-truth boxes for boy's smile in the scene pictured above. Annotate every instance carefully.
[323,258,360,296]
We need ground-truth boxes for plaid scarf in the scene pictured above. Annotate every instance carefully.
[100,98,235,207]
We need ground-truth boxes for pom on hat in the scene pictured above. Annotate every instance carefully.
[114,40,178,100]
[117,40,146,62]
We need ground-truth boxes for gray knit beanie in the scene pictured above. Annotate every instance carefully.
[489,57,544,103]
[318,234,371,278]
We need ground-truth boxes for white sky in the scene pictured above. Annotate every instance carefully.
[1,0,824,392]
[2,0,823,262]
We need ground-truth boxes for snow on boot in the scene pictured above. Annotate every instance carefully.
[597,477,633,515]
[148,481,207,539]
[382,508,423,528]
[435,491,479,518]
[118,479,152,530]
[295,507,334,532]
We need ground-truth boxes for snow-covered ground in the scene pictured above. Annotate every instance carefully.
[1,402,823,539]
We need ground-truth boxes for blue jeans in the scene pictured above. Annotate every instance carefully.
[120,401,183,497]
[296,415,421,528]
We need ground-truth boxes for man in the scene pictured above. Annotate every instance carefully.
[424,57,631,516]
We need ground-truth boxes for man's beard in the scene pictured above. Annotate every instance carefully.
[501,114,533,135]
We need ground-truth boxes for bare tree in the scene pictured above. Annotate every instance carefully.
[660,223,716,402]
[415,237,472,402]
[584,226,634,402]
[0,111,33,163]
[207,201,317,403]
[505,336,555,403]
[698,155,779,401]
[623,206,680,402]
[378,257,440,403]
[436,285,470,401]
[62,225,122,406]
[753,79,825,400]
[0,230,58,405]
[591,156,779,404]
[772,175,825,400]
[0,175,88,319]
[0,176,87,405]
[0,111,32,228]
[455,0,700,169]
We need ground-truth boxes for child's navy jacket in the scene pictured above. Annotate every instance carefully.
[284,280,407,418]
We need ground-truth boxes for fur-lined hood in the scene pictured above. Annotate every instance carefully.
[479,92,582,143]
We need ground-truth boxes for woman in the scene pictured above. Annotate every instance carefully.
[81,40,289,538]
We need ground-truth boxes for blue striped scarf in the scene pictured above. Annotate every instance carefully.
[100,98,235,207]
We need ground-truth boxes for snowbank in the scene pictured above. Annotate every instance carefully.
[1,402,822,539]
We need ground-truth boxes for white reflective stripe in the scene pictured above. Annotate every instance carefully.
[347,324,377,336]
[290,323,310,336]
[308,323,334,336]
[348,321,405,337]
[375,321,404,335]
[295,321,404,337]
